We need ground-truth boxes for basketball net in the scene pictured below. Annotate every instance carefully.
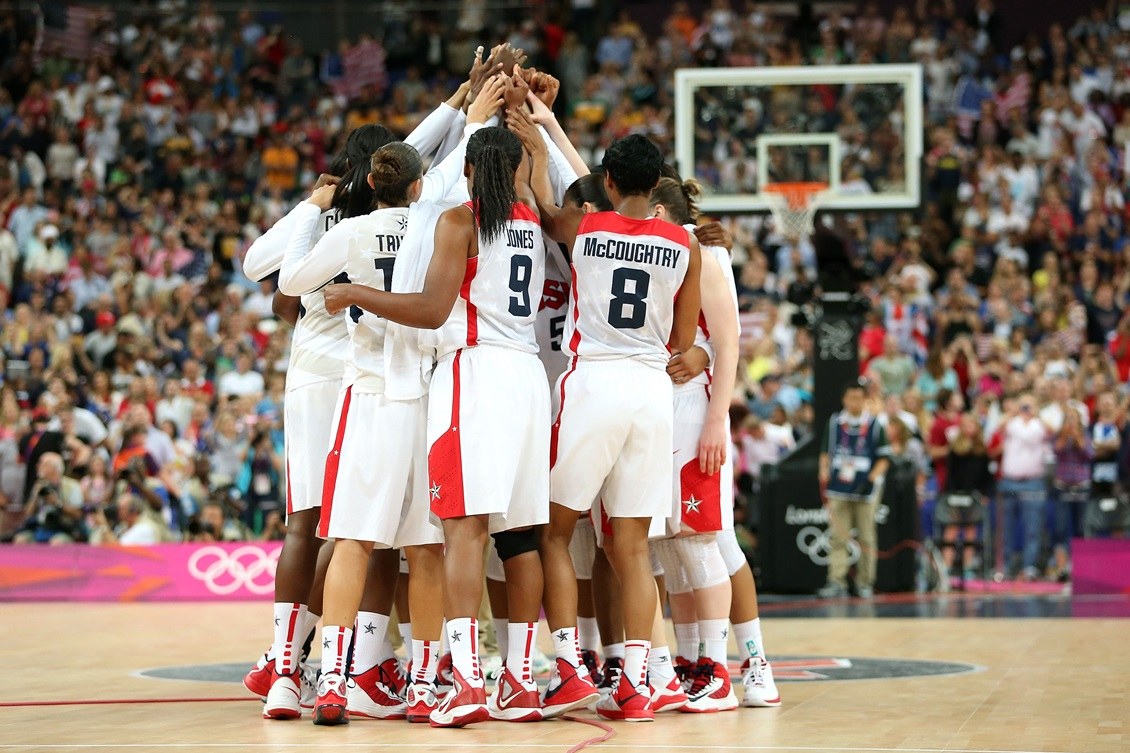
[763,182,828,240]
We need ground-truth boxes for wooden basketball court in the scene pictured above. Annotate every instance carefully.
[1,597,1126,753]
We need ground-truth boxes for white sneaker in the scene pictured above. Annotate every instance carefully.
[299,664,317,709]
[741,658,781,708]
[263,668,302,720]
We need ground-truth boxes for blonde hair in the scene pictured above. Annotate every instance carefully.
[649,177,703,225]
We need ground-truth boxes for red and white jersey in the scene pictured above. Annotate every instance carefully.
[534,239,572,388]
[277,205,409,394]
[678,229,739,394]
[563,212,691,369]
[429,201,545,359]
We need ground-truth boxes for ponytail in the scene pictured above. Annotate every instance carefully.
[369,142,423,207]
[465,127,523,243]
[329,123,396,220]
[649,176,703,226]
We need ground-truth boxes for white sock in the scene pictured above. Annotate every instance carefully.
[700,618,729,665]
[493,618,509,658]
[578,616,600,652]
[272,602,307,674]
[623,640,650,689]
[350,611,390,676]
[446,617,480,682]
[398,622,412,657]
[603,642,625,660]
[302,612,321,656]
[673,622,700,660]
[441,620,450,654]
[320,625,352,677]
[733,617,766,661]
[649,645,676,683]
[411,639,441,684]
[507,622,538,684]
[551,625,582,668]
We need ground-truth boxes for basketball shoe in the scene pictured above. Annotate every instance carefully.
[541,658,601,718]
[487,666,543,722]
[347,665,406,719]
[406,681,439,723]
[312,672,349,726]
[580,649,603,686]
[376,657,408,698]
[596,656,623,698]
[595,675,654,722]
[673,655,695,689]
[244,654,272,698]
[740,657,781,707]
[681,658,738,713]
[429,666,489,728]
[262,667,302,720]
[648,674,689,712]
[435,652,454,698]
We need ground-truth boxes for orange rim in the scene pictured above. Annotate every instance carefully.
[763,182,828,210]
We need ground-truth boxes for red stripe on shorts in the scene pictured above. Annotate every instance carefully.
[550,358,578,468]
[318,386,353,538]
[428,351,467,519]
[285,451,293,516]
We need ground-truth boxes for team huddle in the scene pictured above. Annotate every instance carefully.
[238,44,779,728]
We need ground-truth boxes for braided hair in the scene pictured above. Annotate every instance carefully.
[331,124,396,220]
[369,142,423,207]
[465,127,523,243]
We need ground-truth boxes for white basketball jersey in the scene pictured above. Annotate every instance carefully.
[534,239,572,388]
[563,212,691,369]
[678,229,740,393]
[430,202,545,359]
[289,210,350,391]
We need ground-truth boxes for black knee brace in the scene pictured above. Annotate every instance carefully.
[492,527,539,562]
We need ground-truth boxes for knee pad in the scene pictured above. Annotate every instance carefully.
[569,518,597,580]
[673,534,730,590]
[651,538,692,594]
[492,527,539,563]
[485,544,506,582]
[717,529,746,577]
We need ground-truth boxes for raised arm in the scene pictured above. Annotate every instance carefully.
[668,234,702,355]
[527,88,589,179]
[419,75,507,204]
[696,251,740,475]
[506,104,584,253]
[277,186,350,296]
[242,175,339,281]
[323,206,473,329]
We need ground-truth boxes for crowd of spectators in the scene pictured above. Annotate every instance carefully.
[1,1,1129,585]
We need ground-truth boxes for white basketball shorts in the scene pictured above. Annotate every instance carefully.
[318,386,441,548]
[427,346,550,534]
[551,359,675,521]
[670,383,735,535]
[284,378,341,516]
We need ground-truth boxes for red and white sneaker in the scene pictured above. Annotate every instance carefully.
[648,675,688,713]
[406,681,439,723]
[488,666,543,722]
[312,672,349,726]
[347,665,406,720]
[595,676,654,722]
[596,656,623,699]
[244,654,272,699]
[435,653,454,698]
[673,655,695,690]
[681,658,738,713]
[429,666,489,728]
[541,657,601,718]
[377,657,408,697]
[580,649,603,686]
[263,667,302,720]
[740,658,781,708]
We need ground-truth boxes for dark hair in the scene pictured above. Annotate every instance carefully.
[842,379,867,397]
[602,134,663,196]
[465,127,523,243]
[649,177,702,225]
[562,173,612,211]
[331,124,396,220]
[369,142,423,207]
[660,161,682,180]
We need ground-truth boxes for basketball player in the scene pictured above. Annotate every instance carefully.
[279,86,506,726]
[322,126,550,728]
[515,114,702,722]
[648,177,741,712]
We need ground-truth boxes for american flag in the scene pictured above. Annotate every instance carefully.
[37,3,114,63]
[340,38,388,100]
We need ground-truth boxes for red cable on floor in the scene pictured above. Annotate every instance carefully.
[562,714,615,753]
[0,697,260,708]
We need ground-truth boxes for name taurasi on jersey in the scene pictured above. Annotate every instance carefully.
[373,234,402,255]
[581,236,684,269]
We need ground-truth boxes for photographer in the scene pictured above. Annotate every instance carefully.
[13,453,85,544]
[237,429,283,532]
[91,493,165,546]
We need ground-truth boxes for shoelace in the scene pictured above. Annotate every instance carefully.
[747,660,766,687]
[685,661,716,696]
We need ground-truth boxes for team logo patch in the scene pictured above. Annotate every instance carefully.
[139,656,979,685]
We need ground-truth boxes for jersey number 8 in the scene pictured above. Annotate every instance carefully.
[607,268,650,329]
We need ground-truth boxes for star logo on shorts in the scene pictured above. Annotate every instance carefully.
[333,450,340,457]
[430,483,441,500]
[556,630,569,643]
[683,495,701,513]
[721,628,728,638]
[363,622,376,635]
[451,631,462,643]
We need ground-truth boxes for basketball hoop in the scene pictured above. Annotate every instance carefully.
[763,182,828,239]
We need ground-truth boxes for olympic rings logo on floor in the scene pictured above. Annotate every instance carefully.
[796,526,861,566]
[187,545,280,595]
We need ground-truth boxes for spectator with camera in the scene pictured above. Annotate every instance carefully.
[998,394,1053,581]
[12,452,84,544]
[938,412,994,581]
